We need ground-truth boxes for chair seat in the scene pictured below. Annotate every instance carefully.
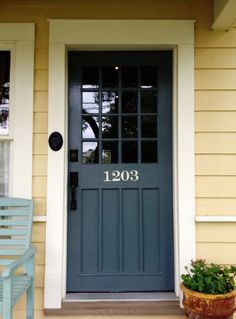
[0,275,32,309]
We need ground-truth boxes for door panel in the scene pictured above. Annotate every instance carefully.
[67,51,174,292]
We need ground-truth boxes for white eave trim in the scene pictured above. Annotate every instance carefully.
[212,0,236,30]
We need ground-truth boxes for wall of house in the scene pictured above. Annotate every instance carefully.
[0,0,236,318]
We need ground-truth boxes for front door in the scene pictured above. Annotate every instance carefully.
[67,51,174,292]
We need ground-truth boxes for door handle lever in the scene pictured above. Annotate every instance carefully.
[70,172,78,210]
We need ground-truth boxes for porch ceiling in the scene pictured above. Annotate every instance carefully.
[212,0,236,30]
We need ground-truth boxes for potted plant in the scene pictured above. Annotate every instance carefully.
[180,259,236,319]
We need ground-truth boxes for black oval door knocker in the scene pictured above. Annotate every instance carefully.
[48,132,63,151]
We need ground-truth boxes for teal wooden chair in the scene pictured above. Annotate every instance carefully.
[0,198,36,319]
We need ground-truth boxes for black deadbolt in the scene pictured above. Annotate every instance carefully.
[48,132,63,151]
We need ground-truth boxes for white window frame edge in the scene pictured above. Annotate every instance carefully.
[0,23,34,199]
[45,19,195,309]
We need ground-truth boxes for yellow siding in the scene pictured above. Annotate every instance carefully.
[195,48,236,68]
[34,198,47,215]
[197,243,236,264]
[195,20,236,267]
[195,112,236,132]
[196,155,236,175]
[197,223,236,243]
[196,198,236,215]
[196,133,236,153]
[34,91,48,112]
[33,155,48,176]
[196,176,236,197]
[195,91,236,111]
[1,0,236,317]
[34,113,48,134]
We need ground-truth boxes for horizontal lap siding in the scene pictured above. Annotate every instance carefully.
[195,26,236,264]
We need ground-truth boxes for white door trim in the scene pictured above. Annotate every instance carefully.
[45,19,195,309]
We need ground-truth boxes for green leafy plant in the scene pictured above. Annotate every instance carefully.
[181,259,236,294]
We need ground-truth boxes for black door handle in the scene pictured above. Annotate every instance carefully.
[70,172,78,210]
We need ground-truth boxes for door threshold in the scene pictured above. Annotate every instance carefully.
[44,292,183,316]
[64,291,178,302]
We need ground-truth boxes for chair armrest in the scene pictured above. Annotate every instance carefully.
[1,246,36,278]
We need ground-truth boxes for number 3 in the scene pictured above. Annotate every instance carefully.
[130,170,139,181]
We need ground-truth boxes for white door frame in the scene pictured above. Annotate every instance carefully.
[45,19,195,309]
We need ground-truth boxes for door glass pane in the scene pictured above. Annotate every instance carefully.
[142,141,157,163]
[82,66,99,89]
[102,66,118,88]
[0,51,10,136]
[102,116,118,138]
[122,116,137,138]
[102,91,119,114]
[122,141,138,163]
[0,141,10,196]
[141,91,157,113]
[122,67,137,88]
[82,116,99,139]
[82,92,99,114]
[141,66,157,89]
[102,142,118,163]
[82,142,99,163]
[141,116,157,138]
[122,91,137,113]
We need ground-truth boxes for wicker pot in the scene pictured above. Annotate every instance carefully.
[180,283,236,319]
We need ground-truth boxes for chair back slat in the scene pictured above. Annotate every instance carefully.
[0,239,26,246]
[0,250,24,256]
[0,210,28,216]
[0,198,34,262]
[0,229,27,236]
[0,259,16,266]
[0,220,28,227]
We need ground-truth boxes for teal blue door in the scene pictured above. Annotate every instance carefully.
[67,51,174,292]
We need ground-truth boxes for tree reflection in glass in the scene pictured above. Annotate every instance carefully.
[82,116,99,139]
[82,142,99,163]
[102,91,118,114]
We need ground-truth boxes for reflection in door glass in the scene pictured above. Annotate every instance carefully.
[82,116,99,139]
[142,141,157,163]
[102,66,118,88]
[141,116,157,138]
[122,67,137,88]
[102,141,118,163]
[141,91,157,113]
[122,91,137,113]
[82,92,99,113]
[102,116,118,138]
[82,142,99,163]
[102,91,118,114]
[122,141,138,163]
[141,66,157,89]
[82,66,99,89]
[122,116,137,138]
[0,51,10,136]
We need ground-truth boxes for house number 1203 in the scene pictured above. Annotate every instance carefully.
[104,170,139,182]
